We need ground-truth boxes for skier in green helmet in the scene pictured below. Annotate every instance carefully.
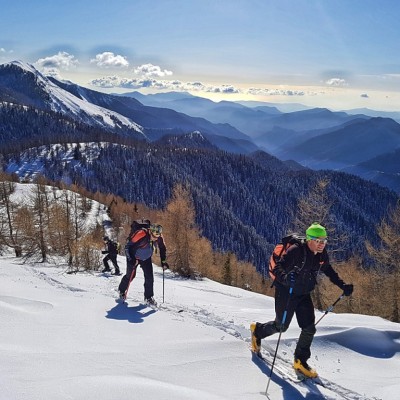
[251,222,353,378]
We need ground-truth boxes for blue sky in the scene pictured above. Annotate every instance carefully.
[1,0,399,111]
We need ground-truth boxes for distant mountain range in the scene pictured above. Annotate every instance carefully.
[0,61,257,154]
[0,60,399,270]
[119,90,400,193]
[1,60,400,193]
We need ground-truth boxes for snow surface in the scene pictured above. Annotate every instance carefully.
[1,254,399,400]
[1,183,399,399]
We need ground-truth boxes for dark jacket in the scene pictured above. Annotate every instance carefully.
[104,240,118,255]
[125,229,167,264]
[273,243,344,295]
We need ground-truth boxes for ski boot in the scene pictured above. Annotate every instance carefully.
[293,358,318,378]
[145,297,157,307]
[250,322,261,354]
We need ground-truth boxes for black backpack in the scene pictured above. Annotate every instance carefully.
[109,240,118,253]
[130,219,150,233]
[126,218,152,260]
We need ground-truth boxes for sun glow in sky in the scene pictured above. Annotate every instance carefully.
[1,0,400,111]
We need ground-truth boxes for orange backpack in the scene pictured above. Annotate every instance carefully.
[269,234,306,281]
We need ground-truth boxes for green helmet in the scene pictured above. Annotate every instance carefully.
[306,222,327,239]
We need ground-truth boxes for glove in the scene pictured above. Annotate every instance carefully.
[342,284,354,296]
[161,261,169,270]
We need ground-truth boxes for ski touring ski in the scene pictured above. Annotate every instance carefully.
[252,347,329,388]
[252,349,304,384]
[251,348,367,400]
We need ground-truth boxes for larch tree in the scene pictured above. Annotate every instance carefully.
[164,184,201,278]
[0,176,22,256]
[366,200,400,322]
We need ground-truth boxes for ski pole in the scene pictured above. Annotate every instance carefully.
[162,266,165,303]
[265,276,295,396]
[315,292,344,327]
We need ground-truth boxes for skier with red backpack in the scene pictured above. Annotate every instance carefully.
[118,219,169,306]
[250,222,353,378]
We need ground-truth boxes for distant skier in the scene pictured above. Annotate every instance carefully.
[118,222,169,306]
[102,237,120,275]
[250,222,354,378]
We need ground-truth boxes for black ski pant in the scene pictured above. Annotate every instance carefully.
[118,257,154,300]
[103,253,119,272]
[254,285,316,362]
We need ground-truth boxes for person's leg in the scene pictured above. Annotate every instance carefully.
[110,254,120,274]
[254,286,297,339]
[102,255,111,272]
[118,261,137,294]
[294,294,316,363]
[140,258,154,300]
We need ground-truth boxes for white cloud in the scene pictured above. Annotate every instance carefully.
[204,84,241,94]
[90,52,129,68]
[35,51,79,71]
[90,75,311,98]
[35,52,78,78]
[133,63,173,78]
[325,78,348,87]
[90,76,240,94]
[90,75,181,90]
[247,87,306,96]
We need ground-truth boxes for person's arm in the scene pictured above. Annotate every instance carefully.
[274,245,301,286]
[157,236,169,269]
[321,251,353,295]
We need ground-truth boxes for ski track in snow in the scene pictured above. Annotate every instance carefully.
[24,264,381,400]
[177,306,372,400]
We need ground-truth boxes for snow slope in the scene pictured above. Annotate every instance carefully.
[0,253,399,400]
[2,61,145,136]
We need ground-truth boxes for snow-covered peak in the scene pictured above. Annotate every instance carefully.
[5,60,42,75]
[0,60,146,138]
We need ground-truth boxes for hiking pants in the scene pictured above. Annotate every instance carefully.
[255,285,316,362]
[118,257,154,300]
[103,253,119,272]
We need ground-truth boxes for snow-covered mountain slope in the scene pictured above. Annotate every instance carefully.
[0,253,399,400]
[0,61,145,138]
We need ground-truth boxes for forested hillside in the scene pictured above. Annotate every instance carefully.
[0,103,142,153]
[3,141,398,272]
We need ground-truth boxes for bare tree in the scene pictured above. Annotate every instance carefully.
[0,177,22,256]
[291,179,333,234]
[366,200,400,322]
[25,181,49,262]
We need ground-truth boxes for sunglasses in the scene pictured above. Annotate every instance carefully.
[310,237,327,245]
